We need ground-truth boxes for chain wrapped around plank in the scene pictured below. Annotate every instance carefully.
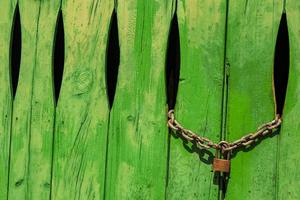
[167,110,282,154]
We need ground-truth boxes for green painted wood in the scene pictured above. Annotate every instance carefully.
[105,1,174,199]
[51,0,113,199]
[0,0,16,198]
[8,0,59,199]
[277,1,300,199]
[166,1,227,199]
[225,1,283,199]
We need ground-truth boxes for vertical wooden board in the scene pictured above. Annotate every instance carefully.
[105,1,174,199]
[0,0,16,198]
[28,1,60,199]
[225,1,283,199]
[277,1,300,199]
[8,0,59,199]
[51,0,113,199]
[167,1,227,199]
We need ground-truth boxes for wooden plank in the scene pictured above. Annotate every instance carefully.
[167,0,227,199]
[51,0,113,199]
[8,0,59,199]
[105,1,174,199]
[225,1,283,199]
[277,1,300,199]
[0,0,16,198]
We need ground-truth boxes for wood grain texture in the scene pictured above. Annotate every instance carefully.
[277,1,300,199]
[166,0,227,199]
[0,0,16,198]
[225,1,283,199]
[51,0,113,199]
[8,0,59,199]
[105,0,174,199]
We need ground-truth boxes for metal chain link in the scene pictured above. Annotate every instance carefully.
[167,110,282,154]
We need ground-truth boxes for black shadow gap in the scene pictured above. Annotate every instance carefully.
[165,12,181,193]
[10,4,21,98]
[53,10,65,104]
[274,13,289,116]
[166,14,180,109]
[106,10,120,109]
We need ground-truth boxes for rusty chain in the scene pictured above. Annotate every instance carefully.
[167,110,282,155]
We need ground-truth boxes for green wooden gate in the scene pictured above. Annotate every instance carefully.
[0,0,299,199]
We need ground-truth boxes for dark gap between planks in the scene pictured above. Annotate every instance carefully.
[106,9,120,109]
[166,13,180,109]
[10,4,21,98]
[53,9,65,104]
[274,12,289,116]
[165,11,181,192]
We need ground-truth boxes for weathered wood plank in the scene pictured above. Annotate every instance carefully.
[51,0,113,199]
[225,1,283,199]
[105,1,174,199]
[0,0,16,198]
[166,1,227,199]
[8,0,59,199]
[277,1,300,199]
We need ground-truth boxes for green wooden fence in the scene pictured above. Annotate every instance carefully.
[0,0,299,199]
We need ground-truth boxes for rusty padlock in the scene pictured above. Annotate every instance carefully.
[212,150,230,173]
